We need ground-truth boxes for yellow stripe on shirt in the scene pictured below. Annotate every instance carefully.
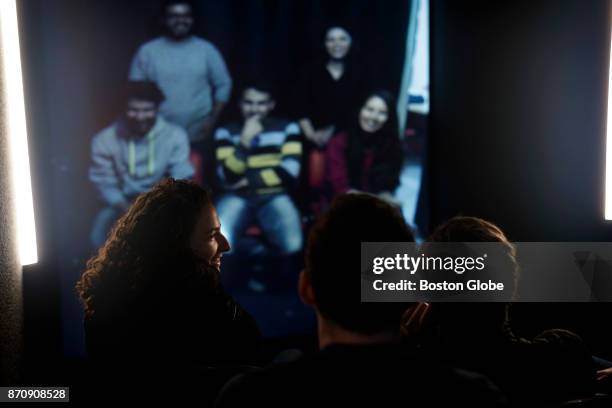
[281,141,302,156]
[225,155,247,174]
[247,154,281,168]
[260,168,282,186]
[216,146,235,160]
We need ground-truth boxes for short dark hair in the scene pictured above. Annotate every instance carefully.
[305,193,414,334]
[162,0,196,13]
[124,81,165,106]
[241,78,276,100]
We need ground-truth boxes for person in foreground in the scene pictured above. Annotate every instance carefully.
[215,193,509,407]
[76,178,261,402]
[401,216,603,406]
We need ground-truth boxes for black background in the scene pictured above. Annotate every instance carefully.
[429,0,612,354]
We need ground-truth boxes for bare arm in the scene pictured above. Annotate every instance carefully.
[299,118,334,147]
[299,118,316,141]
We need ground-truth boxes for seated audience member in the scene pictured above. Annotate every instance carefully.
[214,81,303,257]
[401,216,539,405]
[76,179,261,402]
[89,81,194,248]
[215,194,509,407]
[326,90,403,206]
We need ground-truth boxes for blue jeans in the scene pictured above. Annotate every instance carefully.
[216,193,303,256]
[90,206,120,249]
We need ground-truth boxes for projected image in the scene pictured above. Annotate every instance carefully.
[26,0,428,343]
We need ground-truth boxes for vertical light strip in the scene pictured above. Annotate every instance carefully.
[0,0,38,264]
[397,0,421,136]
[607,23,612,220]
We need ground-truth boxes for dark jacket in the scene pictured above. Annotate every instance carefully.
[215,343,509,407]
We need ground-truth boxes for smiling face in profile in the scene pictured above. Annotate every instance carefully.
[190,205,230,272]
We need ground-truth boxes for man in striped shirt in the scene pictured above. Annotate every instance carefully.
[214,82,303,257]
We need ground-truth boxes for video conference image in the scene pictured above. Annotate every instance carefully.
[53,0,429,340]
[2,0,612,406]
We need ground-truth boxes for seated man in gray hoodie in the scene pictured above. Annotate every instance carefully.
[89,81,194,247]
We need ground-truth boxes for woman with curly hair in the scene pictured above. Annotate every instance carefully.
[76,178,261,369]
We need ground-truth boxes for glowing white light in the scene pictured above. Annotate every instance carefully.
[0,0,38,264]
[607,25,612,220]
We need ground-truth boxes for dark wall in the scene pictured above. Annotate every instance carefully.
[430,0,612,356]
[430,0,612,242]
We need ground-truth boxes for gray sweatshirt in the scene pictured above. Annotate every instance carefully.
[89,116,194,206]
[129,36,232,141]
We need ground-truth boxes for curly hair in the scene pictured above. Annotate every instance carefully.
[76,178,216,319]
